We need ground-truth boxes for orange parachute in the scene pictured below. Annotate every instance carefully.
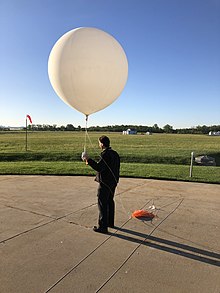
[132,209,155,220]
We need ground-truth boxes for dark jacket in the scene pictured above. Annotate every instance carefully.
[87,147,120,187]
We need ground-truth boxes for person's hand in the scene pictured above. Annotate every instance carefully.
[81,151,89,162]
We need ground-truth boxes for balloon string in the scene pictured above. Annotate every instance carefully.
[84,115,89,152]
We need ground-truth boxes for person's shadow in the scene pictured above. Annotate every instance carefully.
[110,226,220,267]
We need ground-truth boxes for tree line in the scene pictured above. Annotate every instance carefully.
[1,124,219,134]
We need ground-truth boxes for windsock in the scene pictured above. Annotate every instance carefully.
[26,115,32,124]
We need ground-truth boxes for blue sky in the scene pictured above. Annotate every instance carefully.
[1,0,219,128]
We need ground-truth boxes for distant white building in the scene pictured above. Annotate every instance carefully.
[9,127,23,131]
[209,131,220,136]
[123,129,137,135]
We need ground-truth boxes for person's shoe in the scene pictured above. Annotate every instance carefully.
[93,226,108,234]
[108,225,115,228]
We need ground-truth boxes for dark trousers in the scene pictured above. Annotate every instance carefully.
[97,183,116,229]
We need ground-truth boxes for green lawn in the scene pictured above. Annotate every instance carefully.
[0,131,219,183]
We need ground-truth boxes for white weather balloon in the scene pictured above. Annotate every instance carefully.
[48,27,128,116]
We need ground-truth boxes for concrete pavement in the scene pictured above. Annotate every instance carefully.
[0,176,220,293]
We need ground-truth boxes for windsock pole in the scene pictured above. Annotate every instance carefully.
[25,116,28,151]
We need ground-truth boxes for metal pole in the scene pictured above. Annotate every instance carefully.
[189,152,194,177]
[25,117,27,151]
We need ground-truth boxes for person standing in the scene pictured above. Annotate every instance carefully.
[82,135,120,234]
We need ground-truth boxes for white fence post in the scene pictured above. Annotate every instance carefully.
[189,152,194,177]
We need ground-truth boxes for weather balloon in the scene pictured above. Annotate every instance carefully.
[48,27,128,116]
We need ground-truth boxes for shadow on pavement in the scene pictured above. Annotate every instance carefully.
[110,226,220,267]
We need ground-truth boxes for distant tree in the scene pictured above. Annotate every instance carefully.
[152,123,160,133]
[66,124,75,131]
[36,124,43,131]
[163,124,173,133]
[210,125,220,132]
[196,125,209,134]
[60,125,65,131]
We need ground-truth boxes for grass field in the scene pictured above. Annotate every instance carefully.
[0,131,219,183]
